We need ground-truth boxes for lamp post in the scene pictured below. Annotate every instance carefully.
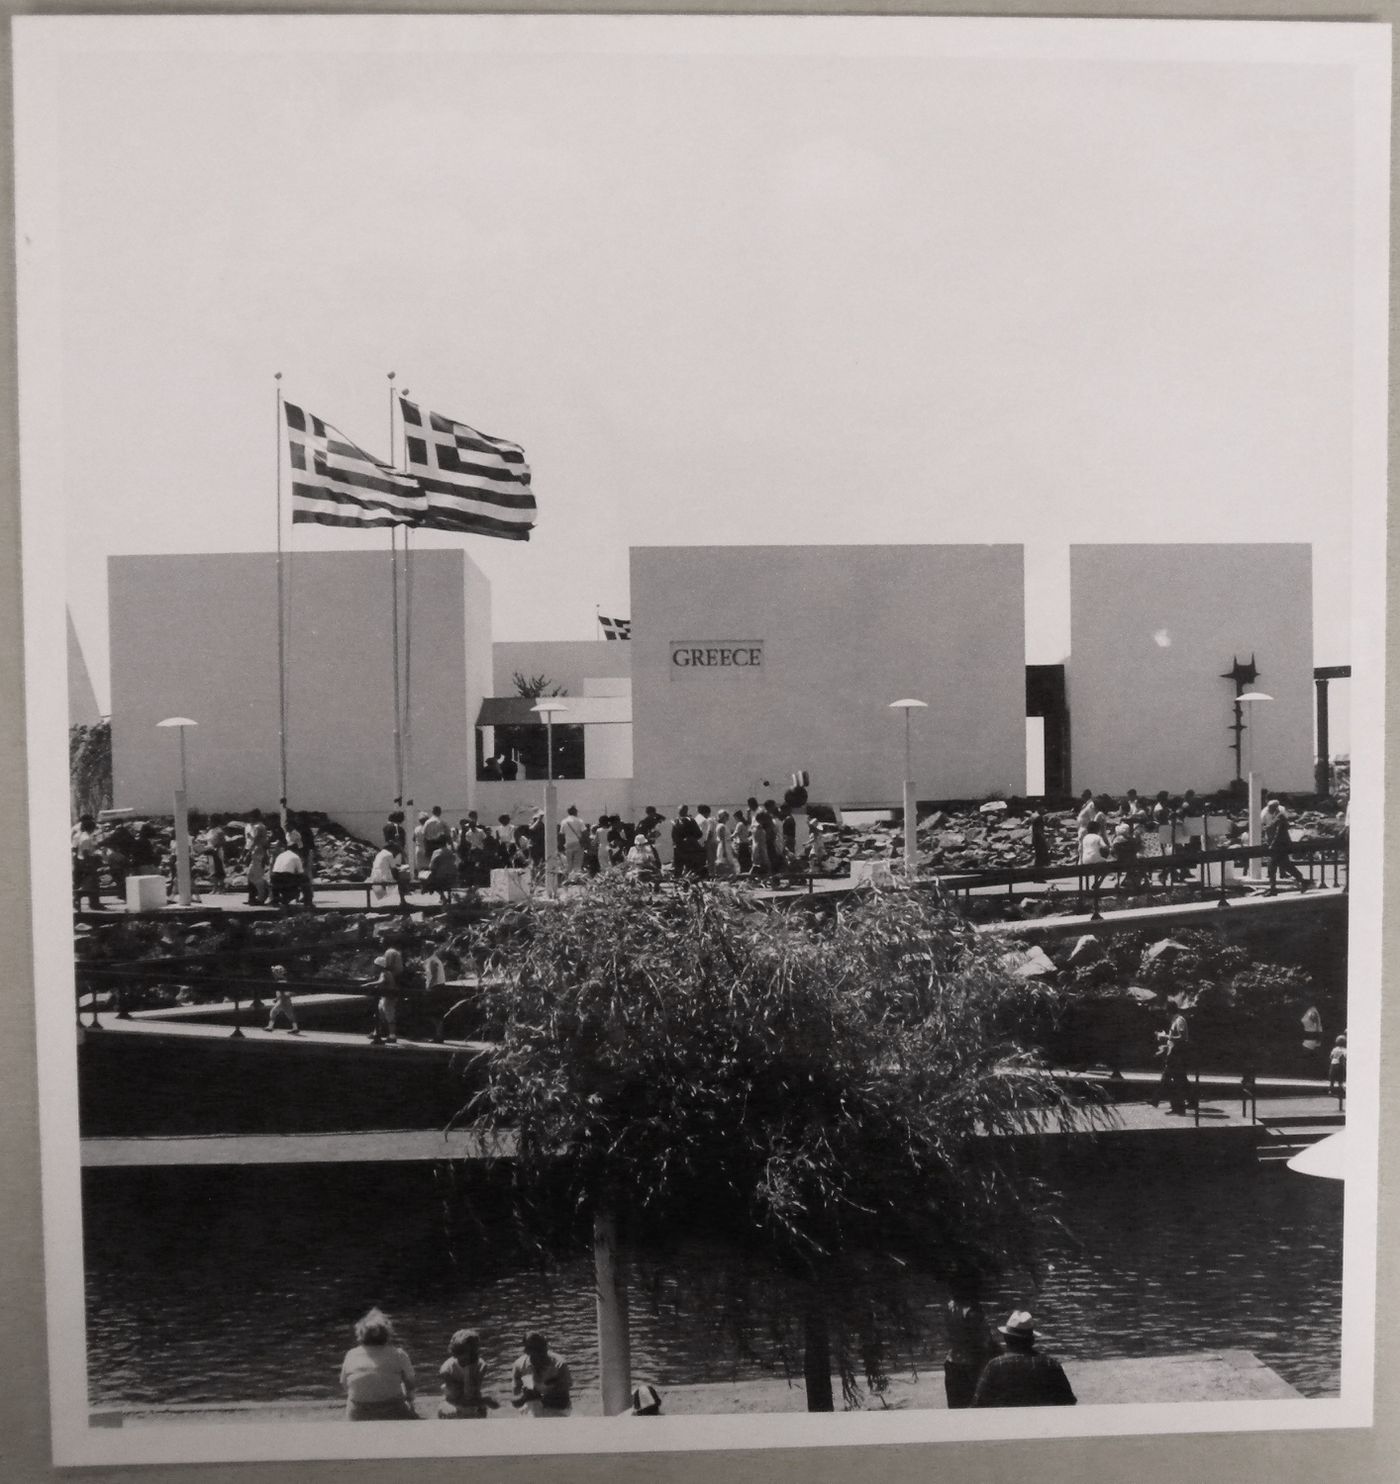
[1239,691,1273,880]
[156,717,198,906]
[888,699,928,882]
[532,700,568,897]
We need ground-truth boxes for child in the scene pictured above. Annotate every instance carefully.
[264,964,300,1035]
[1329,1032,1347,1094]
[437,1329,498,1419]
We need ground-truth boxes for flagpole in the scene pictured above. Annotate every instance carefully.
[274,372,288,809]
[388,371,405,809]
[400,389,414,813]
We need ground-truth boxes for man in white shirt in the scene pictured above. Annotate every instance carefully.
[270,846,305,908]
[72,815,103,911]
[560,806,590,879]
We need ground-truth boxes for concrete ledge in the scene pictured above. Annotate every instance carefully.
[103,1350,1306,1426]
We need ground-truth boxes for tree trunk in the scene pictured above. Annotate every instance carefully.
[593,1206,632,1415]
[802,1290,834,1412]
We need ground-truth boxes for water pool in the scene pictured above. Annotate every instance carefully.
[82,1154,1341,1409]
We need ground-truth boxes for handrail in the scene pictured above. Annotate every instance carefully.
[933,837,1346,917]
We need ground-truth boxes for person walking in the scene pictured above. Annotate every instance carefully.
[1154,1004,1192,1115]
[72,815,104,911]
[371,830,409,907]
[367,949,405,1045]
[422,806,449,860]
[765,800,786,876]
[713,809,737,878]
[697,805,718,878]
[339,1308,418,1421]
[264,963,301,1034]
[295,813,317,907]
[750,803,773,877]
[510,1332,572,1418]
[1262,798,1309,894]
[733,810,753,874]
[560,805,590,880]
[1329,1032,1348,1094]
[970,1312,1076,1407]
[671,806,704,879]
[1029,805,1050,872]
[1152,792,1176,884]
[943,1275,1000,1409]
[202,819,228,887]
[244,809,271,905]
[1075,789,1098,837]
[589,814,610,875]
[779,804,797,867]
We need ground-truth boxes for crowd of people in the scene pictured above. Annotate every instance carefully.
[362,795,835,903]
[1064,787,1326,894]
[70,806,322,911]
[72,782,1343,913]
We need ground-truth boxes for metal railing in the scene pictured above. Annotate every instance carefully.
[934,837,1346,921]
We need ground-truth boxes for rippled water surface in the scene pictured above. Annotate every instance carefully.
[83,1156,1342,1408]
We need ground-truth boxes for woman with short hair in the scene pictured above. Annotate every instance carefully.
[339,1308,417,1420]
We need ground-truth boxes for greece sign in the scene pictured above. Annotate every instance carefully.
[669,640,764,677]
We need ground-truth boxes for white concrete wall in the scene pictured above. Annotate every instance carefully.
[109,550,489,844]
[492,639,630,697]
[585,722,633,780]
[463,560,495,814]
[1068,544,1314,795]
[630,546,1026,807]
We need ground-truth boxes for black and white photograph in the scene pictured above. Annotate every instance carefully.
[11,12,1390,1468]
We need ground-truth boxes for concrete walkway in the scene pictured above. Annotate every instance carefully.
[982,885,1346,938]
[78,1096,1342,1168]
[96,1349,1303,1427]
[78,1016,490,1059]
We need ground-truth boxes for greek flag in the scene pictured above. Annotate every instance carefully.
[399,397,536,540]
[599,615,631,641]
[284,403,424,528]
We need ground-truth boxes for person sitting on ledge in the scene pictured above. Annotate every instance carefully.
[970,1311,1076,1408]
[437,1328,498,1419]
[339,1308,418,1421]
[510,1332,572,1418]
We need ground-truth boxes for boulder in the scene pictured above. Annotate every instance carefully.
[1010,945,1058,980]
[1066,934,1104,967]
[1144,937,1190,965]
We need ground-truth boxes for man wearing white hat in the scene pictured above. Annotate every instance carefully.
[970,1312,1076,1408]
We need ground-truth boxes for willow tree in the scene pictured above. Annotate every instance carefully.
[467,877,1102,1412]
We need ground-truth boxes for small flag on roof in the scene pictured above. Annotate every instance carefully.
[599,615,631,641]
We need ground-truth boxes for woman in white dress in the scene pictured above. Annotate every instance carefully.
[713,810,736,877]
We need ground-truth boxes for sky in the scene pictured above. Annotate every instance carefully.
[18,16,1362,724]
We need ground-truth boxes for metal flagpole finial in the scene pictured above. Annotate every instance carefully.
[388,370,396,382]
[274,371,282,381]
